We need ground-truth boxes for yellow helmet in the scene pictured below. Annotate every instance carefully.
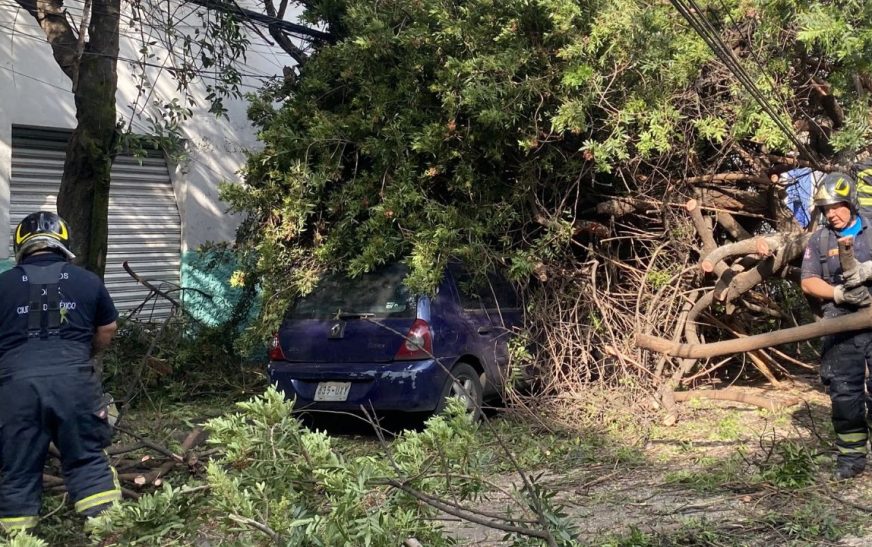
[813,172,856,211]
[13,211,75,263]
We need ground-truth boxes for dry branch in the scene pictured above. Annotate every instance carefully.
[694,188,770,215]
[767,155,838,171]
[672,390,800,412]
[637,307,872,358]
[685,173,771,185]
[686,199,717,255]
[382,478,555,542]
[716,211,751,240]
[128,428,207,488]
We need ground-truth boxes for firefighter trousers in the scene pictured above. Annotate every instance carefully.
[820,330,872,465]
[0,370,120,530]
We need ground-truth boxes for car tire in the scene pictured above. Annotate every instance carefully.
[435,362,483,420]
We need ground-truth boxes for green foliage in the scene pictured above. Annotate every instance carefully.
[756,441,819,489]
[222,0,872,339]
[644,268,674,290]
[829,102,872,152]
[86,484,199,545]
[664,454,746,492]
[693,116,728,144]
[101,312,266,403]
[0,532,48,547]
[600,519,730,546]
[102,242,267,401]
[765,499,849,543]
[478,417,595,473]
[89,388,577,546]
[599,526,657,547]
[508,479,578,546]
[115,0,251,161]
[201,388,480,545]
[712,411,742,442]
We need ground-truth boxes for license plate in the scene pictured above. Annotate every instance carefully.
[314,382,351,402]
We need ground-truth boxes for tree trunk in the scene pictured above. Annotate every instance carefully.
[56,0,121,277]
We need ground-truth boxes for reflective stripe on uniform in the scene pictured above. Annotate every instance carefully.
[0,515,38,530]
[857,168,872,183]
[837,445,868,455]
[837,432,868,443]
[74,488,122,514]
[857,168,872,205]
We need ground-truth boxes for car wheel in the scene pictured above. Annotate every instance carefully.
[435,362,483,420]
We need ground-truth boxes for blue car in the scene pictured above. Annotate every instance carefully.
[267,263,522,417]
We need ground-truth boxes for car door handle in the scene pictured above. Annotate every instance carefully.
[477,326,492,335]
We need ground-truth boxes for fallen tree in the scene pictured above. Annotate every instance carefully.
[624,179,872,421]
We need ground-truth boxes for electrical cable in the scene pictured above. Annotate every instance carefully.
[713,0,830,163]
[669,0,823,169]
[681,0,822,167]
[0,22,277,83]
[0,0,302,72]
[683,0,807,149]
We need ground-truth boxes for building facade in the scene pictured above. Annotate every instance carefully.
[0,2,293,320]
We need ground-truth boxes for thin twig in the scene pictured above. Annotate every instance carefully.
[228,514,281,544]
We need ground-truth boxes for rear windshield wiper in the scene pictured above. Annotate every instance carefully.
[336,312,376,320]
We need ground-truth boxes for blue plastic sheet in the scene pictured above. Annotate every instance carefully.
[783,168,815,228]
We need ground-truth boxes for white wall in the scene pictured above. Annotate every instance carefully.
[0,0,296,256]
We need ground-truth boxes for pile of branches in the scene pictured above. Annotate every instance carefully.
[43,427,210,501]
[519,153,839,427]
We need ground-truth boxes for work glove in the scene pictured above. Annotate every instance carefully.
[857,260,872,285]
[843,260,872,288]
[833,284,872,307]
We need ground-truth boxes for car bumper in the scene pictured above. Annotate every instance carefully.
[267,359,450,412]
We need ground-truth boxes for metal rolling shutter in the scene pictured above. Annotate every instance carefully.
[9,126,181,320]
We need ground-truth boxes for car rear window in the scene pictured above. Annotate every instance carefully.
[286,264,417,320]
[448,263,519,310]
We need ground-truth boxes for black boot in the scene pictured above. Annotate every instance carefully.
[834,459,866,480]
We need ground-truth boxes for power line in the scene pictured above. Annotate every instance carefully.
[0,64,154,134]
[3,0,327,43]
[182,0,329,42]
[0,0,294,77]
[669,0,823,169]
[712,0,830,161]
[0,22,279,83]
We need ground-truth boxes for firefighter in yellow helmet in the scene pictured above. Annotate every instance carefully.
[801,173,872,479]
[0,212,121,530]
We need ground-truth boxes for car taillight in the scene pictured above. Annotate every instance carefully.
[394,319,433,361]
[268,333,286,361]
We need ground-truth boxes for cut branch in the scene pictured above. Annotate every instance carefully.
[637,307,872,359]
[716,211,751,240]
[128,427,206,488]
[686,199,716,255]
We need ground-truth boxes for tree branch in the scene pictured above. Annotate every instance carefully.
[14,0,79,80]
[379,478,555,541]
[184,0,331,41]
[269,25,308,65]
[637,307,872,359]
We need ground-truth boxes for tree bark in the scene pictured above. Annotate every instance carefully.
[15,0,121,276]
[14,0,79,78]
[637,307,872,359]
[55,0,121,276]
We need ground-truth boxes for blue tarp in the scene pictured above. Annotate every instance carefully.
[783,168,816,228]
